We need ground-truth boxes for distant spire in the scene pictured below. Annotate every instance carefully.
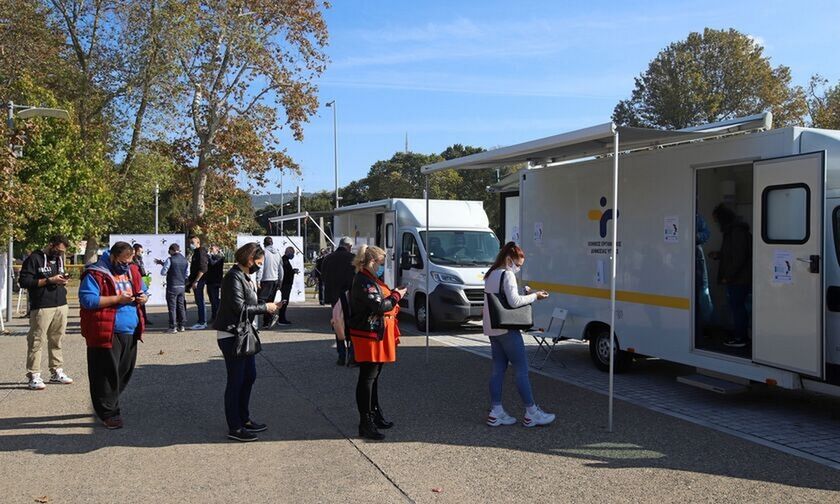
[405,132,409,153]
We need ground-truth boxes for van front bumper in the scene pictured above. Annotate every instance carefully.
[429,285,483,324]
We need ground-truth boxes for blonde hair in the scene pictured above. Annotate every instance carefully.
[353,244,386,273]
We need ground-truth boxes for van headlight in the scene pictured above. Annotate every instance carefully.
[430,271,463,284]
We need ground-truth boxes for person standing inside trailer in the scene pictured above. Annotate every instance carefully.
[348,245,406,440]
[483,242,555,428]
[710,204,752,348]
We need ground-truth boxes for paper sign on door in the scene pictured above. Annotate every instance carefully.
[772,250,793,284]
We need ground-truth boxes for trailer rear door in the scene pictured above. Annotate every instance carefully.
[383,211,396,286]
[752,151,825,378]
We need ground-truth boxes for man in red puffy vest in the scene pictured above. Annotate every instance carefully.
[79,242,148,429]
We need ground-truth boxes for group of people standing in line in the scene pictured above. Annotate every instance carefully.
[20,233,556,441]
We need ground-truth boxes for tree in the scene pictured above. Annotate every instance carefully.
[613,28,808,129]
[808,75,840,130]
[171,0,329,226]
[365,152,461,201]
[11,77,114,251]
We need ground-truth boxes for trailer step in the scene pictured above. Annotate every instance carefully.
[677,374,748,395]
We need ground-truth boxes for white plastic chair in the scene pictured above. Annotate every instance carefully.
[529,308,568,369]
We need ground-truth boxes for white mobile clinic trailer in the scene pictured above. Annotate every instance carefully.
[333,199,500,330]
[423,113,840,398]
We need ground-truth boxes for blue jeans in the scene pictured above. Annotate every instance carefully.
[193,279,207,324]
[489,330,534,408]
[726,285,751,341]
[218,337,257,432]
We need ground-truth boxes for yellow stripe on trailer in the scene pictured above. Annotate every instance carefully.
[527,281,690,310]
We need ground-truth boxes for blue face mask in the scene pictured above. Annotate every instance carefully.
[376,265,385,278]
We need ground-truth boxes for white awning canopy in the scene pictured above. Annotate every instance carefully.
[422,113,771,174]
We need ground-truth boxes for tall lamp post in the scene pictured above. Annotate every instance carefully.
[325,100,339,209]
[3,101,71,322]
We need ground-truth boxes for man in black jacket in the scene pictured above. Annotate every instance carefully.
[322,237,356,365]
[206,245,225,322]
[276,246,298,325]
[18,235,74,390]
[711,204,752,348]
[187,236,209,329]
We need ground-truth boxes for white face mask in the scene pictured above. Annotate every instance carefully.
[507,260,521,274]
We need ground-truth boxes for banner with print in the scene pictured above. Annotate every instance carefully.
[236,235,305,303]
[109,234,186,306]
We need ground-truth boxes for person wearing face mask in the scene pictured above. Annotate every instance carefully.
[348,245,407,441]
[18,235,73,390]
[275,246,299,325]
[186,235,210,330]
[482,242,555,428]
[213,243,280,442]
[79,242,149,429]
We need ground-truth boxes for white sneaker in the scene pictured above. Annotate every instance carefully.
[191,323,207,330]
[523,405,555,428]
[49,368,74,385]
[28,373,46,390]
[487,409,517,427]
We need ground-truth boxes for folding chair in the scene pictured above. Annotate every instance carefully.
[528,308,568,369]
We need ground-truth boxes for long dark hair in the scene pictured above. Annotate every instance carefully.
[484,242,525,279]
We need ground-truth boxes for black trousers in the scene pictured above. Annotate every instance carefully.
[257,281,277,327]
[87,333,138,421]
[207,283,221,321]
[277,283,292,322]
[166,286,187,329]
[356,362,383,419]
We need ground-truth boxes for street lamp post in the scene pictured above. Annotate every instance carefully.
[296,185,302,235]
[325,100,339,209]
[3,101,70,323]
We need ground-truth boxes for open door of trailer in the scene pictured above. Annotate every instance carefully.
[752,151,825,377]
[383,211,396,286]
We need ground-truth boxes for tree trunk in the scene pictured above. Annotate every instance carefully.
[83,236,98,265]
[121,83,150,173]
[192,153,208,222]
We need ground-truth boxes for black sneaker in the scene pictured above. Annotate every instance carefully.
[277,320,292,325]
[243,421,267,433]
[336,356,346,366]
[227,428,258,442]
[724,338,747,348]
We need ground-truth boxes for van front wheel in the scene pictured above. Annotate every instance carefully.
[589,329,632,373]
[414,297,436,332]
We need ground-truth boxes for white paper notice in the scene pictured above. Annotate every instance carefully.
[664,216,679,243]
[595,259,606,286]
[511,226,521,244]
[534,222,543,244]
[772,250,794,284]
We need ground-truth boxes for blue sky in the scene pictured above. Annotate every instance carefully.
[267,0,840,195]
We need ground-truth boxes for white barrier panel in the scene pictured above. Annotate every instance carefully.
[236,235,305,303]
[109,234,186,306]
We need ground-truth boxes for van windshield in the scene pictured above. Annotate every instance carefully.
[420,231,500,266]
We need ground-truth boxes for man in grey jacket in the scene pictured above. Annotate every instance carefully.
[258,237,283,328]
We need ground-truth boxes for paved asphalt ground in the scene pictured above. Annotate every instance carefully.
[1,302,838,503]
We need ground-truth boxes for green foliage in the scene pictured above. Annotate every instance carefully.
[808,75,840,130]
[613,28,808,129]
[12,77,114,252]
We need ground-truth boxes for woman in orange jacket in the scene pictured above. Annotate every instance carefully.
[348,245,406,440]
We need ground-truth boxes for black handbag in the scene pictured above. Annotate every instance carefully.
[486,271,533,330]
[234,277,262,357]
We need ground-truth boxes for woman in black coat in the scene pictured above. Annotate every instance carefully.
[213,243,279,442]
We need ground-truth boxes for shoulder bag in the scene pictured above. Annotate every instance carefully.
[486,271,533,330]
[234,277,262,357]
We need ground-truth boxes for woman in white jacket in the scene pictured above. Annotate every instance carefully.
[483,242,555,428]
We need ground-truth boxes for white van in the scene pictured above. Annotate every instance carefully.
[333,198,500,330]
[423,114,840,394]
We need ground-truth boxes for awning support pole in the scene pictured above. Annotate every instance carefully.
[608,129,619,433]
[425,177,430,364]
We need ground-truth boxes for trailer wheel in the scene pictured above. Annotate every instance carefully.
[589,329,632,373]
[414,295,436,332]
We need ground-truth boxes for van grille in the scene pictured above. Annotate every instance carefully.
[464,289,485,303]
